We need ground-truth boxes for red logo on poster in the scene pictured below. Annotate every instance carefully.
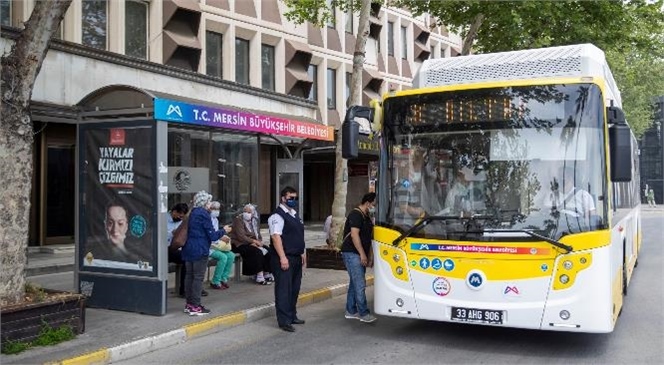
[109,129,125,146]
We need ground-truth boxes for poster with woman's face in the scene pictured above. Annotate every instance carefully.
[81,126,155,272]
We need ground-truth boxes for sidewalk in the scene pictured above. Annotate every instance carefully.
[3,225,361,365]
[641,204,664,213]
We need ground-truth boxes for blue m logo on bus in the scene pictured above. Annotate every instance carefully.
[466,270,485,290]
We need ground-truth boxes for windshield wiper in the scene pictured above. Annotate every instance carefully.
[481,228,573,253]
[392,215,464,246]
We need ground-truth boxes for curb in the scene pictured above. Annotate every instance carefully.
[27,263,75,277]
[47,276,374,365]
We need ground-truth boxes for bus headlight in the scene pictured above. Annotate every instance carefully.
[563,260,573,270]
[559,310,571,320]
[396,266,404,275]
[393,254,401,262]
[396,298,404,307]
[559,274,570,284]
[580,257,587,264]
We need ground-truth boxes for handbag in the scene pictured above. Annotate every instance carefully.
[212,236,232,251]
[170,216,189,249]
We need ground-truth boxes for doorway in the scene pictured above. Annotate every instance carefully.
[39,124,76,245]
[276,159,303,215]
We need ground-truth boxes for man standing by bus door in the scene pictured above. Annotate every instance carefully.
[269,186,306,333]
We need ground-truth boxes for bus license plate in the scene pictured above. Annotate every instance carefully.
[451,307,503,324]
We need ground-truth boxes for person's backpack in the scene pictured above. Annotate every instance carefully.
[170,215,189,249]
[334,208,364,250]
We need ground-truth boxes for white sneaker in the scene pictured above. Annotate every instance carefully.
[359,314,377,323]
[344,311,360,320]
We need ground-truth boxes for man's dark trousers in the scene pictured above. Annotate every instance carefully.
[271,254,303,327]
[168,248,186,297]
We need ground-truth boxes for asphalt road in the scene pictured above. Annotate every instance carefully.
[118,211,663,364]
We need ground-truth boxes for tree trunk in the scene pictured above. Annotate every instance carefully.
[462,14,484,55]
[0,0,72,306]
[328,0,372,248]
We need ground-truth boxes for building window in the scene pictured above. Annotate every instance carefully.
[326,0,335,28]
[430,45,435,59]
[387,21,394,56]
[1,0,11,26]
[345,8,353,33]
[261,44,275,91]
[235,38,250,85]
[327,68,336,109]
[307,64,318,101]
[82,0,108,50]
[167,128,258,224]
[401,26,407,59]
[206,31,223,78]
[125,0,148,60]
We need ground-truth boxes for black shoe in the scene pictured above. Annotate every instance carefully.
[279,324,296,332]
[201,290,209,297]
[291,318,305,325]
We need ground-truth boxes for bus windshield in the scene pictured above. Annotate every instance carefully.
[378,84,607,241]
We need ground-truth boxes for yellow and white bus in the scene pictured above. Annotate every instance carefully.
[343,44,641,333]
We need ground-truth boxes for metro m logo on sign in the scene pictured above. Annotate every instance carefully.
[166,104,183,118]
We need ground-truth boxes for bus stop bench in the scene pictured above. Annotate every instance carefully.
[206,253,243,283]
[168,254,243,292]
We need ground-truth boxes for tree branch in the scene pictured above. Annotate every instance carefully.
[462,13,484,56]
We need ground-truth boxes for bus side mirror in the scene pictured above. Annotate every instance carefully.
[342,106,374,159]
[607,106,631,182]
[607,105,626,125]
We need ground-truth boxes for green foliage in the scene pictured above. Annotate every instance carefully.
[25,282,47,303]
[607,51,664,137]
[400,0,664,57]
[1,340,31,355]
[31,321,75,347]
[281,0,368,27]
[282,0,664,134]
[398,0,664,133]
[0,320,75,355]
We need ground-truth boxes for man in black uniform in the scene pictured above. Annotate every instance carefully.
[268,186,306,332]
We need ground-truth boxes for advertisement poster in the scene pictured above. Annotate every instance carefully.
[82,127,155,272]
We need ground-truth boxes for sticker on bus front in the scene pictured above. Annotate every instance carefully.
[432,277,451,296]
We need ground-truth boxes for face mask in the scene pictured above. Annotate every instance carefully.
[242,212,252,221]
[173,217,182,223]
[286,198,298,208]
[368,207,376,215]
[211,210,220,218]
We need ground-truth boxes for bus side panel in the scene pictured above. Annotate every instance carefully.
[624,208,640,285]
[608,206,640,324]
[542,246,614,332]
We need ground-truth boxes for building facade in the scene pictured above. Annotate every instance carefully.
[639,96,664,205]
[1,0,462,247]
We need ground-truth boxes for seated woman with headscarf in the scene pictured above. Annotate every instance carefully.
[229,204,274,285]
